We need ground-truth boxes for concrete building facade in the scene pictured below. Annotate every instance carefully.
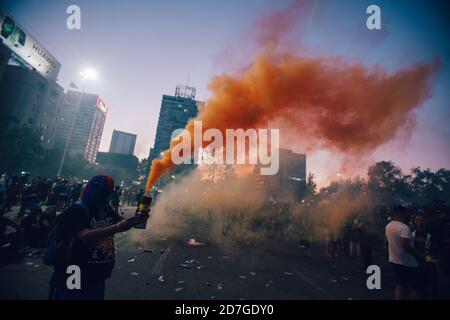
[0,64,64,148]
[109,130,137,155]
[55,90,107,164]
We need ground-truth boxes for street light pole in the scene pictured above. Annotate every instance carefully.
[56,81,86,177]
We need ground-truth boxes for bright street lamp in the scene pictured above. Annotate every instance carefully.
[80,67,97,80]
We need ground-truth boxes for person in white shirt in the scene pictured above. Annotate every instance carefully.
[385,206,423,300]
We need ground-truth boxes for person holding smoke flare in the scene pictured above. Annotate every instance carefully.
[48,175,149,300]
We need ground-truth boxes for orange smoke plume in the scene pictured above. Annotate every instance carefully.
[146,2,438,192]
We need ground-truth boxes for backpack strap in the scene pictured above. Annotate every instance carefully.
[61,201,90,264]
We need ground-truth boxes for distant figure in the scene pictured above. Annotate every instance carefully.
[135,189,144,206]
[349,218,361,257]
[18,183,39,217]
[385,206,422,300]
[111,186,121,215]
[355,217,374,271]
[412,214,437,299]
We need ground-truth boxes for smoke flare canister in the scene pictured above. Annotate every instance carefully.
[134,193,152,229]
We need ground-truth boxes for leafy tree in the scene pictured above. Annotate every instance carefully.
[305,173,317,195]
[367,161,411,207]
[0,125,44,174]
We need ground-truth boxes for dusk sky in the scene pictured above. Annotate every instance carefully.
[1,0,449,184]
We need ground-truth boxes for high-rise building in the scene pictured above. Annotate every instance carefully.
[109,130,137,155]
[0,44,11,81]
[255,149,306,202]
[0,65,64,148]
[146,85,204,181]
[0,10,63,148]
[55,90,107,164]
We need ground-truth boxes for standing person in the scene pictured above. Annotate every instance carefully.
[110,186,121,215]
[357,217,374,271]
[18,182,39,217]
[135,189,144,206]
[412,214,437,299]
[67,183,81,207]
[2,176,17,212]
[385,206,423,300]
[48,175,149,300]
[0,173,9,209]
[349,218,361,257]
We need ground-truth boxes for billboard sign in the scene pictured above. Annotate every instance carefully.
[0,10,61,80]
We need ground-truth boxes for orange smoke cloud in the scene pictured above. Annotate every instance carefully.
[146,2,438,193]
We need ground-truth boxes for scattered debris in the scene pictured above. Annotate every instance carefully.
[127,258,136,263]
[284,272,294,276]
[130,272,139,276]
[187,238,206,247]
[175,287,183,292]
[179,264,193,269]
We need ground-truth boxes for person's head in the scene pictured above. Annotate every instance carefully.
[414,214,426,230]
[81,175,114,211]
[392,206,410,223]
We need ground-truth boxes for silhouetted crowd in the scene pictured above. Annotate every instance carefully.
[0,172,139,248]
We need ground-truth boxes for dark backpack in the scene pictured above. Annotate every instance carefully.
[42,201,89,266]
